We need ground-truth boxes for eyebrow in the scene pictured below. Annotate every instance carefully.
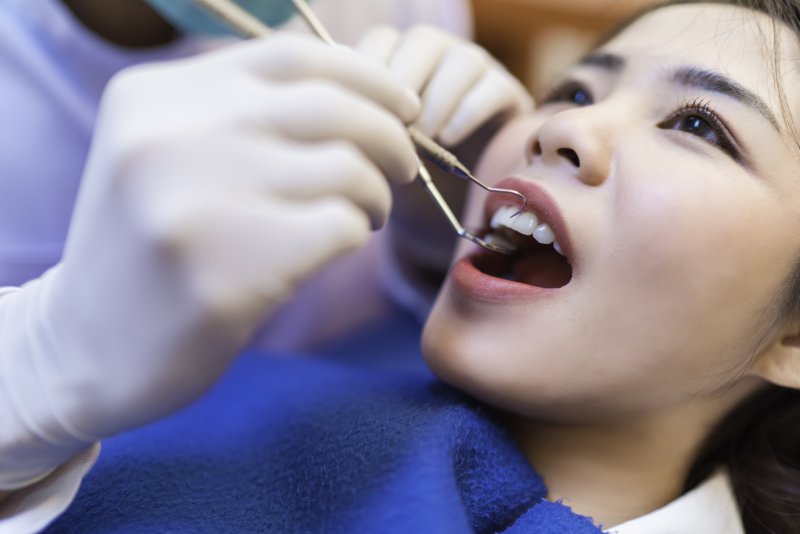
[672,67,779,130]
[577,52,781,131]
[578,52,625,72]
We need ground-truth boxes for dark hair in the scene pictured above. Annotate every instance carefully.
[686,387,800,533]
[658,2,800,532]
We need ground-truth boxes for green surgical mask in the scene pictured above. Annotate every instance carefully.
[145,0,301,36]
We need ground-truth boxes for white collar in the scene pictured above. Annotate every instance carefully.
[605,469,744,533]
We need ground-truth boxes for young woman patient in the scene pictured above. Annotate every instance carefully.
[47,0,800,532]
[424,0,800,530]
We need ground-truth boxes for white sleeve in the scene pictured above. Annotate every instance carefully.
[0,443,99,534]
[0,285,98,532]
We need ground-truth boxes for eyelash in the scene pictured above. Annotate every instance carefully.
[540,82,744,163]
[658,97,742,162]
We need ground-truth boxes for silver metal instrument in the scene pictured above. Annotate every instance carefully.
[191,0,525,254]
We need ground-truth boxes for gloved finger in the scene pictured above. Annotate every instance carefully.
[439,69,534,146]
[180,196,371,307]
[218,34,420,124]
[355,25,401,65]
[269,198,372,281]
[249,137,393,230]
[414,43,489,139]
[385,25,452,93]
[260,80,418,186]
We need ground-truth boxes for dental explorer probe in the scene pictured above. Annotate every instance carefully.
[190,0,523,254]
[286,0,527,222]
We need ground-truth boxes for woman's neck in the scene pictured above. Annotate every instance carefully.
[507,377,764,527]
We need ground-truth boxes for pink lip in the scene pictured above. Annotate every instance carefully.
[484,176,575,264]
[449,176,575,303]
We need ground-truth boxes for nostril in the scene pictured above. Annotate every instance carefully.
[557,148,580,168]
[526,139,543,164]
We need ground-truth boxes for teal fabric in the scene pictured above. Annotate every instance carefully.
[145,0,302,36]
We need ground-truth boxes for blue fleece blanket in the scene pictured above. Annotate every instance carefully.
[46,313,604,533]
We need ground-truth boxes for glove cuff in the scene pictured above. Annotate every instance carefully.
[0,270,91,488]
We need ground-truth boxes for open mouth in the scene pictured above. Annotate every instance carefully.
[467,176,576,291]
[475,205,573,288]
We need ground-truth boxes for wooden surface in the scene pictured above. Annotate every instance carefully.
[470,0,660,96]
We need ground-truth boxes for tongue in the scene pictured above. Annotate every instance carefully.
[512,248,572,288]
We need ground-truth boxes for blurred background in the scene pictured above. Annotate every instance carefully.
[470,0,658,98]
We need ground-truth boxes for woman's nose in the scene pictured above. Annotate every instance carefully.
[527,107,612,187]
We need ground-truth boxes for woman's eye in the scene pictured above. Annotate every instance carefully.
[657,103,742,162]
[542,81,594,107]
[659,113,721,145]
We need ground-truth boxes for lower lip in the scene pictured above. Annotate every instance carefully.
[450,253,560,303]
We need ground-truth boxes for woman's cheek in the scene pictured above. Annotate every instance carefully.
[476,113,544,184]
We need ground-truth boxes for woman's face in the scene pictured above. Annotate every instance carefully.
[423,3,800,421]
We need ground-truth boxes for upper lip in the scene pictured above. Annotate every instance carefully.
[483,176,575,263]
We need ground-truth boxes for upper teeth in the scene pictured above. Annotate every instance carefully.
[490,205,563,254]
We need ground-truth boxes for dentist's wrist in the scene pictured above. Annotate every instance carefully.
[0,273,92,489]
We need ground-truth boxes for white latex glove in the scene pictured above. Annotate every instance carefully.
[357,24,532,146]
[0,33,419,488]
[356,25,532,313]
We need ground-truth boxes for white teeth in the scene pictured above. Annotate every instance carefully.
[484,233,515,250]
[490,205,520,229]
[533,224,555,245]
[509,212,537,235]
[489,205,562,253]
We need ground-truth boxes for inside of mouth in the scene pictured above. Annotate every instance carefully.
[475,228,573,288]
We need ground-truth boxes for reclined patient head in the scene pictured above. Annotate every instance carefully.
[425,0,800,429]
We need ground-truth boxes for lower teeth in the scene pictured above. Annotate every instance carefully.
[484,233,517,251]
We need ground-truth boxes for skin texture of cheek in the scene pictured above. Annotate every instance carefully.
[616,159,791,351]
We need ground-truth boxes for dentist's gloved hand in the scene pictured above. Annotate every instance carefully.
[356,25,532,309]
[357,24,532,146]
[0,33,419,488]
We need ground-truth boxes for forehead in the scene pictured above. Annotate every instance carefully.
[601,4,800,126]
